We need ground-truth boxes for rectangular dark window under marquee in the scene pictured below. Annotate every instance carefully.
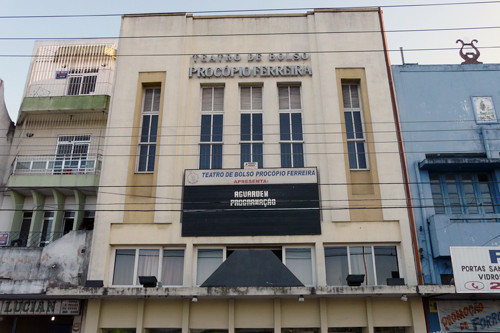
[278,85,304,168]
[137,87,160,172]
[200,86,224,169]
[342,83,367,169]
[324,245,399,286]
[240,86,263,168]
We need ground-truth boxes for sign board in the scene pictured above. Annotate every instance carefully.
[182,168,321,236]
[56,71,68,79]
[0,232,9,246]
[450,246,500,293]
[437,300,500,332]
[0,300,80,315]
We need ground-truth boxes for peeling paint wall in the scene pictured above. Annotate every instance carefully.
[0,230,91,293]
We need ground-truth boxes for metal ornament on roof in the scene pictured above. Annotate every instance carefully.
[456,39,483,64]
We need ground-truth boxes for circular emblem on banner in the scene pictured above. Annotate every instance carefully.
[187,172,199,184]
[464,281,485,290]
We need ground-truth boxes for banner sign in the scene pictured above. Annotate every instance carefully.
[450,246,500,293]
[0,300,80,315]
[438,301,500,332]
[182,168,321,237]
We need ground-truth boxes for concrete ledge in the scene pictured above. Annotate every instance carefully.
[45,285,420,298]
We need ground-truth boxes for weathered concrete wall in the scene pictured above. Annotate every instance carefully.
[0,230,91,294]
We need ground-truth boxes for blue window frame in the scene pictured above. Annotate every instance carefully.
[429,172,498,215]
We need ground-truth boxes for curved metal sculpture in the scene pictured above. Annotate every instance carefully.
[456,39,482,64]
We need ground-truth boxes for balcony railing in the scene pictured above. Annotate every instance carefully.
[12,154,102,175]
[0,231,64,248]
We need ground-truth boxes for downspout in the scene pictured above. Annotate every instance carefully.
[377,8,424,285]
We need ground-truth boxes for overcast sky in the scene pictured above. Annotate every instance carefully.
[1,0,500,121]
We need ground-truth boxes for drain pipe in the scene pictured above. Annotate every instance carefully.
[378,8,424,285]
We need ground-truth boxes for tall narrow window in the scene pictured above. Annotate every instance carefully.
[137,87,160,172]
[342,84,367,169]
[200,87,224,169]
[279,85,303,168]
[240,86,263,168]
[40,211,54,247]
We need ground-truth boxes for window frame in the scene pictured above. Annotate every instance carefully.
[194,247,226,286]
[283,246,316,286]
[110,247,185,287]
[324,244,402,286]
[240,85,264,168]
[429,172,499,215]
[199,86,224,170]
[278,84,304,168]
[341,83,369,170]
[136,87,161,173]
[66,68,99,96]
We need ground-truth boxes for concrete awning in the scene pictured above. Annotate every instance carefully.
[201,250,304,287]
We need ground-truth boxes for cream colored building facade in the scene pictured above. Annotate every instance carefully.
[83,9,426,333]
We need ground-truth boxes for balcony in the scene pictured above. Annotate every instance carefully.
[12,153,101,176]
[428,214,500,257]
[0,230,63,248]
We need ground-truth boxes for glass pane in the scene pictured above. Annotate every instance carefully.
[478,174,495,214]
[353,112,363,139]
[201,88,213,111]
[113,249,135,285]
[252,113,263,141]
[138,145,149,172]
[241,114,251,141]
[150,115,158,142]
[430,174,445,214]
[213,87,224,111]
[292,143,304,168]
[200,115,211,142]
[199,145,211,169]
[341,85,351,108]
[356,142,366,169]
[67,76,82,95]
[462,175,478,214]
[285,248,313,285]
[212,144,223,169]
[350,246,375,286]
[291,113,303,140]
[325,247,348,286]
[197,249,223,285]
[279,86,289,110]
[81,75,97,94]
[374,246,399,285]
[141,115,151,143]
[147,145,156,172]
[144,88,154,111]
[281,143,292,168]
[252,86,262,109]
[137,249,159,284]
[241,143,251,168]
[241,87,251,110]
[347,142,357,169]
[289,86,301,109]
[152,88,161,111]
[344,112,354,139]
[280,113,290,140]
[445,175,462,214]
[162,249,184,286]
[350,85,360,108]
[253,143,263,168]
[212,115,223,142]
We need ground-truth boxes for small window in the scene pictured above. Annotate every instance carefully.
[66,68,98,96]
[136,249,160,285]
[113,249,136,285]
[325,245,400,286]
[162,249,184,286]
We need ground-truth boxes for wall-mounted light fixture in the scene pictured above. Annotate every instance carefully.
[192,296,198,303]
[298,295,305,302]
